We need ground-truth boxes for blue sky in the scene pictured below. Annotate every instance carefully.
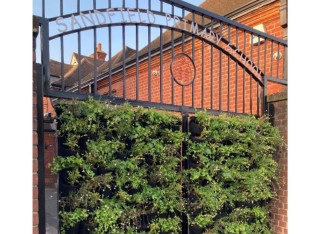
[33,0,204,63]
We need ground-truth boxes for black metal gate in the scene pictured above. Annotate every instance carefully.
[34,0,288,233]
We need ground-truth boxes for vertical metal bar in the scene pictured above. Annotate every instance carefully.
[123,25,126,99]
[182,9,185,106]
[270,41,274,77]
[135,0,139,100]
[277,42,280,78]
[136,25,139,100]
[37,65,46,234]
[107,0,112,96]
[160,26,163,103]
[60,36,65,91]
[182,9,185,52]
[192,12,195,108]
[263,39,268,114]
[181,111,189,234]
[210,19,214,110]
[77,33,81,93]
[159,0,163,103]
[59,0,65,92]
[243,31,246,113]
[250,32,253,114]
[77,0,80,12]
[201,15,205,108]
[93,0,97,95]
[171,4,175,105]
[235,27,238,113]
[77,0,81,93]
[38,18,49,234]
[60,0,63,16]
[227,24,230,112]
[148,25,151,102]
[41,20,51,94]
[42,0,45,17]
[257,37,260,116]
[93,29,97,95]
[147,0,152,102]
[108,26,112,97]
[219,21,222,111]
[122,0,127,99]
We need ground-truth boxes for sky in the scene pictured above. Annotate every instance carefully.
[33,0,205,63]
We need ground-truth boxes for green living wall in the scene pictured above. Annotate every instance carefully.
[51,99,282,234]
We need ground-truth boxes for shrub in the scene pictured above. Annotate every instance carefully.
[51,99,283,233]
[185,112,282,233]
[52,99,184,233]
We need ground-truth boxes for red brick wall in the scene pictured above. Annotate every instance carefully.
[33,38,39,234]
[267,91,288,234]
[44,131,57,187]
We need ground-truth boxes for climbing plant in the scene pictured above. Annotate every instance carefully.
[51,99,282,234]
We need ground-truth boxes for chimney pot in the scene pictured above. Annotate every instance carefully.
[97,43,102,51]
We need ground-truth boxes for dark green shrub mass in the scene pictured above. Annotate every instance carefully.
[51,99,282,234]
[185,112,282,234]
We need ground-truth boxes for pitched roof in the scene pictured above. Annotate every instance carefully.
[50,60,74,78]
[70,53,106,68]
[199,0,253,16]
[50,47,137,89]
[138,0,254,57]
[73,46,137,87]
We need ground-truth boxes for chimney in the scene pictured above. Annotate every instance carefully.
[90,43,107,61]
[97,43,102,52]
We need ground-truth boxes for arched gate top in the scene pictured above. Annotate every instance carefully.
[37,0,287,116]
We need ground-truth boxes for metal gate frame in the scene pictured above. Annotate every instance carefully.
[35,1,288,233]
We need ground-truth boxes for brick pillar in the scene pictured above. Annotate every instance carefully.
[267,91,288,234]
[33,15,40,234]
[44,117,57,188]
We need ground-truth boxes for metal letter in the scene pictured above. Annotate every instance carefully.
[94,10,106,25]
[107,8,115,23]
[71,14,81,30]
[147,10,156,24]
[80,11,96,27]
[56,17,68,33]
[119,8,127,23]
[127,8,136,23]
[165,13,172,26]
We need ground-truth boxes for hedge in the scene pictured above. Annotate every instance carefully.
[51,99,282,234]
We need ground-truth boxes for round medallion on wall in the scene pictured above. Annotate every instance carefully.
[170,53,196,86]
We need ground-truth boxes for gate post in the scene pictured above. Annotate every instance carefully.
[33,16,40,234]
[266,92,288,234]
[34,15,46,234]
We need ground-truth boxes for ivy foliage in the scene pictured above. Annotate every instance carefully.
[51,99,282,234]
